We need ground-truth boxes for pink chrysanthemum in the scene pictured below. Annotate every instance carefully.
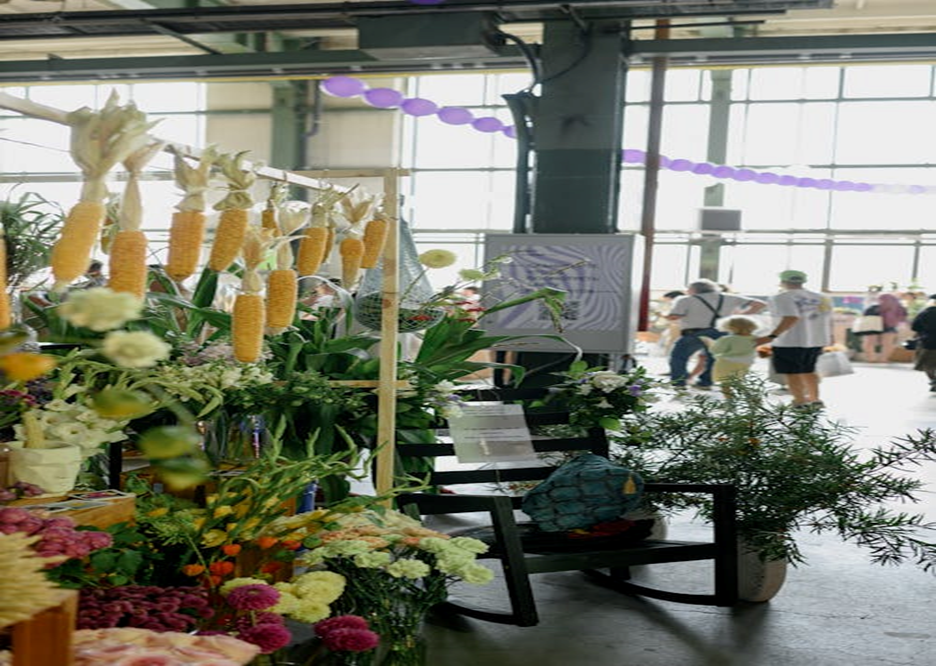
[314,615,370,638]
[225,584,280,611]
[237,623,292,654]
[321,628,380,653]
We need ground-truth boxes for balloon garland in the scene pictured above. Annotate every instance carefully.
[322,75,936,195]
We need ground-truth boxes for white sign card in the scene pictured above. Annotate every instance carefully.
[447,403,537,464]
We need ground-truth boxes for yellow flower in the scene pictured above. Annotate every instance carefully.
[193,518,207,530]
[213,506,234,518]
[146,507,169,518]
[243,518,261,530]
[201,529,228,547]
[418,249,457,269]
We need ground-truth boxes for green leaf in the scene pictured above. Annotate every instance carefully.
[599,417,622,431]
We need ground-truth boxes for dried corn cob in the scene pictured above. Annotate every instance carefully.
[361,212,389,269]
[208,151,255,273]
[166,146,216,282]
[340,235,365,290]
[232,293,265,363]
[266,268,298,331]
[296,226,328,276]
[51,93,154,291]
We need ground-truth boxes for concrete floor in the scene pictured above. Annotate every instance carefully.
[421,358,936,666]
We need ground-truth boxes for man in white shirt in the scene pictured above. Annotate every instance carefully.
[755,270,833,408]
[667,279,766,388]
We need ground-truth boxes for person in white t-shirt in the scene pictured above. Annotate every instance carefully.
[666,279,766,388]
[756,270,833,409]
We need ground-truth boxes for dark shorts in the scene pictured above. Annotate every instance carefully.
[772,347,823,374]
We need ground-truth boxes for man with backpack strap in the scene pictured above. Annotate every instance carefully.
[666,279,766,388]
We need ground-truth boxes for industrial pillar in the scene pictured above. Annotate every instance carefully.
[531,19,629,234]
[269,80,309,172]
[699,70,733,281]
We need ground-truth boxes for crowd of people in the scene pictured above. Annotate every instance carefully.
[656,271,936,406]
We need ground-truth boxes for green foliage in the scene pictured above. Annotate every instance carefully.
[611,375,936,569]
[1,190,61,290]
[46,522,165,589]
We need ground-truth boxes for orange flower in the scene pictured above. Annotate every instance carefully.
[280,540,302,551]
[256,536,278,550]
[209,560,235,576]
[182,563,205,577]
[221,544,242,556]
[208,575,223,588]
[0,352,57,382]
[260,562,283,574]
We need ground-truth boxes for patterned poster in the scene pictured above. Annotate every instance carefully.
[481,234,642,353]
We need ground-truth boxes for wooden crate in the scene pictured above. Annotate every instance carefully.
[11,495,135,530]
[11,589,77,666]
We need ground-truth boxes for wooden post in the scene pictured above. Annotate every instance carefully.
[12,589,78,666]
[374,170,401,500]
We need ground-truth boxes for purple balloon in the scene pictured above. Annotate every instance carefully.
[622,149,646,164]
[909,185,927,194]
[732,168,757,182]
[854,182,874,192]
[321,76,366,98]
[401,97,438,116]
[712,166,736,179]
[668,158,695,172]
[502,125,518,139]
[657,155,672,168]
[437,106,475,125]
[754,172,780,185]
[692,162,715,175]
[796,177,817,188]
[815,179,835,190]
[363,88,404,108]
[778,175,798,186]
[472,117,505,133]
[833,180,856,191]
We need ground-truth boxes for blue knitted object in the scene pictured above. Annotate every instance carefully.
[521,453,644,532]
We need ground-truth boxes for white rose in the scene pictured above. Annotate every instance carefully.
[589,371,629,393]
[102,331,171,368]
[58,288,144,332]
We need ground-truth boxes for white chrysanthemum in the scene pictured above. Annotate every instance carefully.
[58,288,144,332]
[102,331,171,368]
[440,405,463,419]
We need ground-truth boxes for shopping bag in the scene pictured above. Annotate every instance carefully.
[816,350,854,378]
[852,314,884,333]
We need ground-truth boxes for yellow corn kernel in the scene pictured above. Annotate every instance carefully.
[361,217,389,269]
[340,237,364,290]
[107,230,148,299]
[266,268,298,331]
[261,207,278,233]
[296,227,328,277]
[232,293,265,363]
[50,201,106,290]
[166,210,206,282]
[207,209,249,272]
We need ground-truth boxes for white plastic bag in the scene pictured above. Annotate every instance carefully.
[816,350,854,378]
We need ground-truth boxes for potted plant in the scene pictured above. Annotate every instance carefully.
[610,375,936,601]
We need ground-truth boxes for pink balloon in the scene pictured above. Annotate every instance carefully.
[668,159,694,171]
[712,166,736,179]
[438,107,474,125]
[321,76,366,97]
[472,117,505,133]
[401,98,438,116]
[363,88,404,108]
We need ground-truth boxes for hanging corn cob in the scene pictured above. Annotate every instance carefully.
[265,203,308,334]
[337,189,380,291]
[207,151,255,273]
[232,226,270,363]
[50,93,154,291]
[296,187,344,277]
[261,181,287,233]
[361,209,390,269]
[0,228,9,329]
[165,145,217,282]
[107,140,164,299]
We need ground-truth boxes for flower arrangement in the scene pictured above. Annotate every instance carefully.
[0,506,112,563]
[0,480,44,503]
[298,508,493,666]
[77,585,213,632]
[546,361,660,431]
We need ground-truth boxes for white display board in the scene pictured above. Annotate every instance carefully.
[482,234,643,354]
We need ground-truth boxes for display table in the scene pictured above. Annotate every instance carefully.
[10,495,135,530]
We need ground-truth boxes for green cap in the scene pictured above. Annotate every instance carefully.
[779,270,807,283]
